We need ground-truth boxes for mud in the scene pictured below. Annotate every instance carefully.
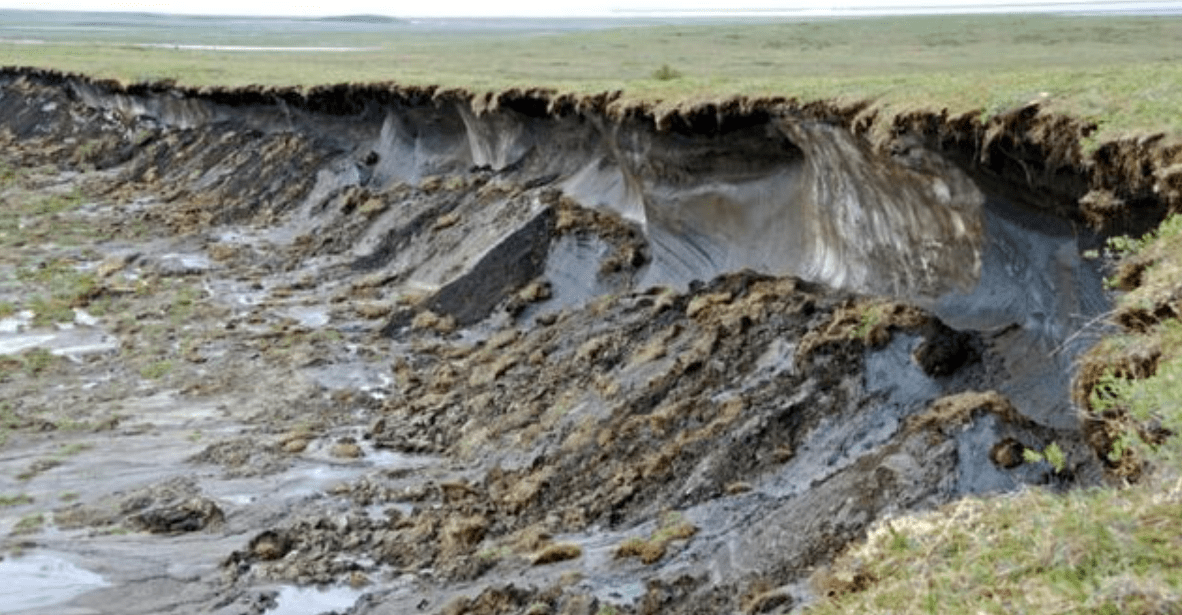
[0,67,1179,614]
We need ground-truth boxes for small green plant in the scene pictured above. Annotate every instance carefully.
[0,161,20,187]
[1022,441,1067,473]
[59,491,79,502]
[886,526,912,553]
[22,347,57,375]
[133,128,155,146]
[55,442,92,458]
[75,140,99,159]
[851,309,881,342]
[12,513,45,535]
[0,403,16,427]
[1104,214,1182,260]
[0,301,15,318]
[1108,432,1135,464]
[0,493,33,507]
[32,189,87,216]
[651,64,683,80]
[1105,234,1148,259]
[140,359,173,380]
[0,403,16,446]
[29,295,75,327]
[524,602,550,615]
[477,546,512,560]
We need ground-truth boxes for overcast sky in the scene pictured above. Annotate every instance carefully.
[0,0,1167,17]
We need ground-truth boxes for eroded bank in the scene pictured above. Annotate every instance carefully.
[1,67,1180,614]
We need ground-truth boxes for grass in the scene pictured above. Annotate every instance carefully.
[0,186,93,253]
[11,512,45,535]
[10,257,100,327]
[3,13,1182,141]
[0,493,33,507]
[20,348,56,375]
[139,359,173,380]
[810,483,1182,615]
[531,542,584,566]
[0,403,15,446]
[0,348,60,382]
[615,510,698,564]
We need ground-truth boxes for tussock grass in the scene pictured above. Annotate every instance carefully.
[615,511,698,565]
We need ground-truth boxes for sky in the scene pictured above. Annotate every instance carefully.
[0,0,1170,18]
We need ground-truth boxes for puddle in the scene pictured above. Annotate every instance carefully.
[285,306,330,328]
[134,43,380,53]
[302,361,392,393]
[0,307,117,358]
[0,327,118,357]
[0,311,32,334]
[155,252,214,275]
[0,552,108,613]
[272,584,365,615]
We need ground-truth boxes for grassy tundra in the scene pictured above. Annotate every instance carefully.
[2,11,1182,141]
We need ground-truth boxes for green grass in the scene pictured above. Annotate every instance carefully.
[20,348,56,375]
[15,260,99,327]
[0,403,16,446]
[1,348,59,381]
[11,512,45,535]
[0,186,95,253]
[0,493,33,507]
[3,13,1182,141]
[810,483,1182,615]
[139,359,173,380]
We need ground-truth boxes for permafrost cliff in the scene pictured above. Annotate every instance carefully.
[1,67,1181,614]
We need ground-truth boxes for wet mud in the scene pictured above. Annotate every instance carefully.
[1,67,1180,614]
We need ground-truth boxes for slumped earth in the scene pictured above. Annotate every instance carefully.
[0,68,1179,614]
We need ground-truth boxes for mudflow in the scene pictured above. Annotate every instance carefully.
[0,68,1180,614]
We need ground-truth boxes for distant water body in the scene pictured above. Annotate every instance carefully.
[1,4,1178,40]
[613,2,1182,18]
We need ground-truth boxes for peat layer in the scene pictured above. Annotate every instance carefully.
[1,67,1181,615]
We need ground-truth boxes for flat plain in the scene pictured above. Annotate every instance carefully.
[3,10,1182,140]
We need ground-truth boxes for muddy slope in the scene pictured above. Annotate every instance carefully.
[0,68,1179,615]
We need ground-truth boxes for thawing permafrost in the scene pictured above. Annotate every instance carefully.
[0,69,1127,615]
[71,78,986,300]
[637,120,984,295]
[414,101,986,298]
[56,76,1104,403]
